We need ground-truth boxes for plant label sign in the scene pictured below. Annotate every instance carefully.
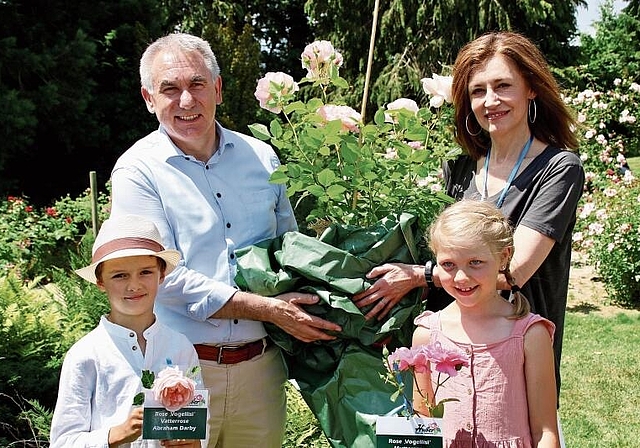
[142,389,208,440]
[376,416,444,448]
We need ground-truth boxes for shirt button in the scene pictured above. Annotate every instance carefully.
[467,388,472,395]
[132,346,138,351]
[233,319,239,324]
[216,193,222,198]
[230,253,235,260]
[465,348,471,355]
[129,332,135,338]
[466,423,472,430]
[226,222,231,228]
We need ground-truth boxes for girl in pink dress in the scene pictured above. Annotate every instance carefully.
[412,200,560,448]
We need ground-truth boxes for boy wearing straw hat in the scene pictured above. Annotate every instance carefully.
[50,215,203,448]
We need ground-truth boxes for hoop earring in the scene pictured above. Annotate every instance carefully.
[528,99,537,123]
[465,112,482,136]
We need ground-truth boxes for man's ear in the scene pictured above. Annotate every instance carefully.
[141,87,155,114]
[215,76,223,105]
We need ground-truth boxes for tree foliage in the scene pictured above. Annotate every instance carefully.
[0,0,616,206]
[304,0,585,120]
[0,0,164,205]
[573,0,640,90]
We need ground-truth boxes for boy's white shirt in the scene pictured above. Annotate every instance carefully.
[50,315,202,448]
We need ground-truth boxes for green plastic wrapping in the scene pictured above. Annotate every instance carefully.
[235,213,425,447]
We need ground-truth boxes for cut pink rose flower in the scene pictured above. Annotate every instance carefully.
[386,342,469,417]
[421,74,453,108]
[152,365,197,412]
[254,72,299,114]
[302,40,343,80]
[317,104,361,133]
[423,341,469,376]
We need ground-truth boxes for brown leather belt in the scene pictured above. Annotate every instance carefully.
[194,338,270,364]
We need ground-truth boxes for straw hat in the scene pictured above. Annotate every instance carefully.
[75,215,181,284]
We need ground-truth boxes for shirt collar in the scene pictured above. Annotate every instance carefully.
[101,314,161,339]
[157,123,234,163]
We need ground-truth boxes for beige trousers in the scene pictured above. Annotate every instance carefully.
[200,345,287,448]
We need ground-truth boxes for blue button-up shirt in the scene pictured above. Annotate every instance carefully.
[110,124,297,344]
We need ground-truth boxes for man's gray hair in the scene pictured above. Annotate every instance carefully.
[139,33,220,93]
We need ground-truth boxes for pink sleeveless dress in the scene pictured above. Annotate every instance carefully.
[413,311,555,448]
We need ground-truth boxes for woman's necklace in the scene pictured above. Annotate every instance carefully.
[481,134,534,208]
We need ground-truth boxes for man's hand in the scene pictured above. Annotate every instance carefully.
[351,263,424,320]
[271,292,342,342]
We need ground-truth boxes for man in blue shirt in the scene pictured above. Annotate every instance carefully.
[110,32,342,447]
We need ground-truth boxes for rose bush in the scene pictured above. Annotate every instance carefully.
[568,78,640,307]
[249,40,459,234]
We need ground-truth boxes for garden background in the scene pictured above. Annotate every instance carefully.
[1,1,640,447]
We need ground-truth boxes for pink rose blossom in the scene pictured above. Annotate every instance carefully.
[301,40,343,79]
[385,98,419,123]
[388,342,468,376]
[317,104,361,133]
[254,72,299,114]
[423,341,469,376]
[387,98,419,113]
[386,342,469,417]
[152,366,197,412]
[421,74,453,108]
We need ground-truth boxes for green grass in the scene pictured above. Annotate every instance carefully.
[559,311,640,447]
[284,381,331,447]
[627,156,640,173]
[284,310,640,447]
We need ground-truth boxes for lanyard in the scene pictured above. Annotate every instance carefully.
[482,134,534,208]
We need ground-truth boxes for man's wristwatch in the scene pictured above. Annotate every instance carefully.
[424,260,436,288]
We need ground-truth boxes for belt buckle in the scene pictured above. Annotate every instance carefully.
[216,345,237,364]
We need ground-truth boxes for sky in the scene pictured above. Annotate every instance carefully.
[576,0,628,35]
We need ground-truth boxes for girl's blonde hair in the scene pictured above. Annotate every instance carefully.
[428,200,530,318]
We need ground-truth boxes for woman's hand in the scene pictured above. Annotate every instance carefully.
[352,263,425,320]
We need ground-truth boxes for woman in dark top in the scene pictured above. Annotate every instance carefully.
[353,31,585,405]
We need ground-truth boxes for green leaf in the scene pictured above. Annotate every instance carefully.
[307,184,325,197]
[405,128,427,141]
[141,369,155,389]
[331,76,350,89]
[269,170,289,184]
[133,392,145,406]
[326,184,346,200]
[431,402,444,418]
[248,123,271,141]
[270,120,283,139]
[317,169,337,186]
[284,100,306,114]
[188,365,201,378]
[373,109,387,126]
